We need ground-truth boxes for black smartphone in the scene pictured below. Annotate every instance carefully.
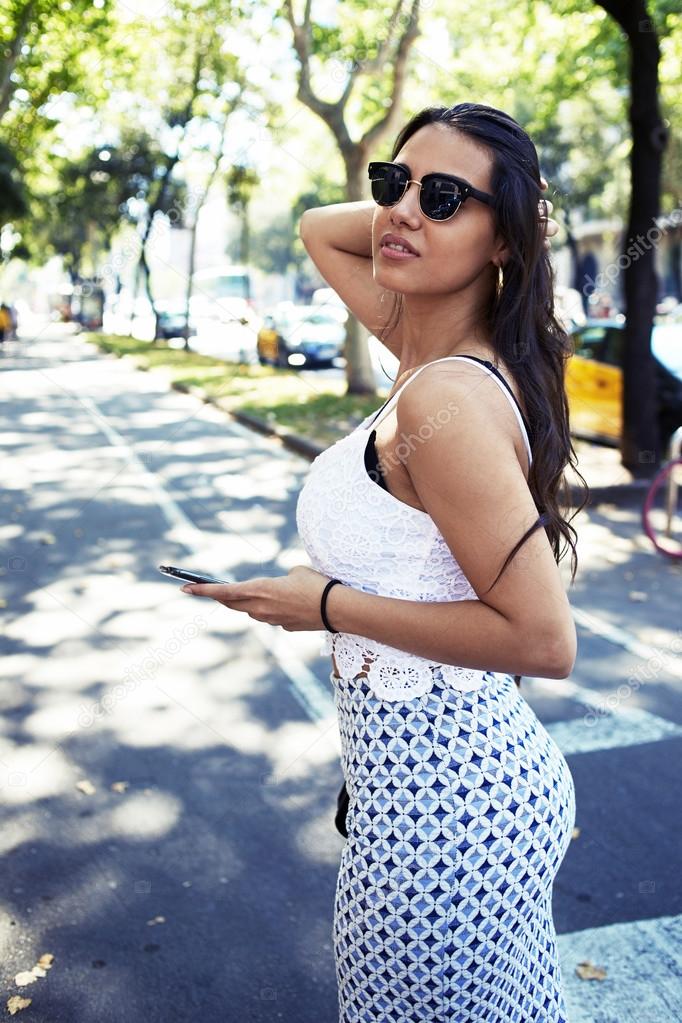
[158,565,230,584]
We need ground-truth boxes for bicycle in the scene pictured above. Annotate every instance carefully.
[642,425,682,559]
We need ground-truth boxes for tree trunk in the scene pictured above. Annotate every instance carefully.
[183,218,199,350]
[562,208,582,295]
[0,1,34,123]
[139,244,159,342]
[342,148,377,395]
[239,203,250,264]
[621,12,667,472]
[596,0,668,474]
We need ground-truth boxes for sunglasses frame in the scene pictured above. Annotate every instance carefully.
[368,160,495,221]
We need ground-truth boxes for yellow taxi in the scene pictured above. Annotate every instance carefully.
[567,319,682,449]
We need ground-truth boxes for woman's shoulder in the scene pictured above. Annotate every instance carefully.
[405,351,530,427]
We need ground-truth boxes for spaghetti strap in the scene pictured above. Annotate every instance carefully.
[368,354,533,465]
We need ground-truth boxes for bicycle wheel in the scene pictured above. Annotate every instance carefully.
[642,458,682,559]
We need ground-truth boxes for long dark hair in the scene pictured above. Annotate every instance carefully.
[378,102,590,613]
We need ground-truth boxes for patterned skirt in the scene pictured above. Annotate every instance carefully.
[330,667,576,1023]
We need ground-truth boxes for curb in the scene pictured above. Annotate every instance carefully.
[170,381,328,460]
[575,478,650,509]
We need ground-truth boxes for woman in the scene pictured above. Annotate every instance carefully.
[182,102,589,1021]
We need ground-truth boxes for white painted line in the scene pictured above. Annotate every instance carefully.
[527,676,682,755]
[78,396,335,724]
[80,396,202,549]
[572,605,682,681]
[559,913,682,1023]
[546,706,682,756]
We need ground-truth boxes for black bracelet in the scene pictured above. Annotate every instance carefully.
[321,578,343,633]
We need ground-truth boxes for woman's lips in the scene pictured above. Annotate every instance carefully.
[379,243,420,261]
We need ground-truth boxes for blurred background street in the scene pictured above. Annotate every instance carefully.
[1,0,682,1019]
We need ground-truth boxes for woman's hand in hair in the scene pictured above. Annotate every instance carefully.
[539,177,558,251]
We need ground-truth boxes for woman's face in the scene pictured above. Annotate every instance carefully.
[371,123,505,298]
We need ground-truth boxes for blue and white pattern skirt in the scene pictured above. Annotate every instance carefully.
[331,667,576,1023]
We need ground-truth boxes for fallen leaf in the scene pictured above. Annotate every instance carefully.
[76,779,96,795]
[14,972,37,988]
[572,827,581,840]
[7,995,32,1014]
[102,555,125,568]
[628,591,648,602]
[576,959,607,981]
[37,532,56,545]
[29,966,47,978]
[110,781,129,793]
[36,954,54,969]
[146,915,165,926]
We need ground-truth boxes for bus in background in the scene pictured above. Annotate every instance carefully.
[188,264,261,363]
[190,264,255,326]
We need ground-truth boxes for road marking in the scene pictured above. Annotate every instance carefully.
[572,605,682,681]
[558,913,682,1023]
[78,396,336,723]
[527,676,682,755]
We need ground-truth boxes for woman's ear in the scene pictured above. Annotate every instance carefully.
[492,237,510,269]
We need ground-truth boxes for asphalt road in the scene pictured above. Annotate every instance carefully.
[1,322,681,1022]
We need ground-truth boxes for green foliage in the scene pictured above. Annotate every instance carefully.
[1,0,679,289]
[0,0,115,165]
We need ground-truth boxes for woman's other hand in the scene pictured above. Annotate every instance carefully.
[539,176,559,251]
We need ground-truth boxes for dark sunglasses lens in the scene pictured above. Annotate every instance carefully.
[421,176,463,220]
[369,164,408,206]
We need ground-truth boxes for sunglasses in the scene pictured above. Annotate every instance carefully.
[368,160,495,222]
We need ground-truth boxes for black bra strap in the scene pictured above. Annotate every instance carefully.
[367,354,533,442]
[448,355,534,442]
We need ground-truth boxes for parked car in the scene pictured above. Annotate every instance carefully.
[257,304,347,368]
[156,301,196,340]
[567,319,682,450]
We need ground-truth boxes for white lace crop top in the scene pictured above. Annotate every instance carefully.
[295,355,534,701]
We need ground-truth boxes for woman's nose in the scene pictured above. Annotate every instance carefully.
[389,180,422,224]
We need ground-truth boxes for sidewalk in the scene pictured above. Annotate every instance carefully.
[565,438,652,507]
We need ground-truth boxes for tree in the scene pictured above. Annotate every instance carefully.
[26,135,164,281]
[282,0,422,394]
[179,88,247,348]
[594,0,669,473]
[225,163,261,266]
[0,0,113,127]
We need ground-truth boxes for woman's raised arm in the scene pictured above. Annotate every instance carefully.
[299,201,403,359]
